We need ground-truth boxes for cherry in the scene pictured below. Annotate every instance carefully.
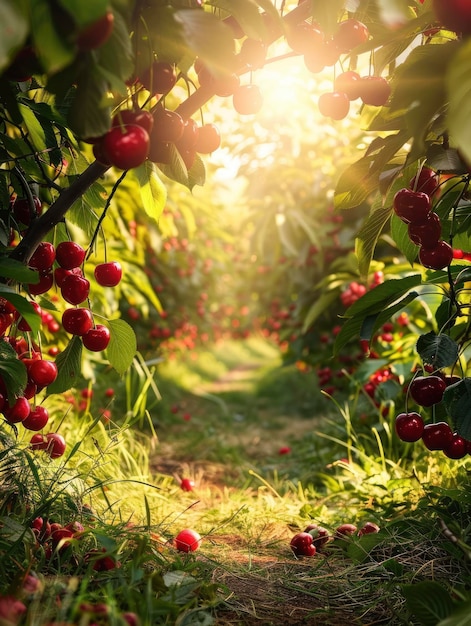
[4,45,40,82]
[195,124,221,154]
[232,84,263,115]
[16,302,42,332]
[334,71,362,100]
[61,274,90,305]
[94,262,122,287]
[176,119,199,152]
[150,109,185,144]
[55,242,86,270]
[140,61,177,95]
[419,240,453,270]
[409,167,439,196]
[12,195,42,226]
[102,125,150,170]
[393,188,432,224]
[303,524,330,550]
[44,432,66,459]
[62,307,93,336]
[358,522,380,536]
[0,313,12,336]
[174,528,202,552]
[359,76,391,107]
[408,213,442,248]
[395,412,425,442]
[409,375,446,407]
[28,359,58,387]
[318,92,350,120]
[239,38,267,69]
[334,19,369,52]
[22,405,49,431]
[290,532,316,557]
[443,433,468,459]
[76,11,115,51]
[422,421,453,451]
[112,110,154,134]
[28,242,55,271]
[432,0,471,35]
[29,271,54,296]
[147,141,172,164]
[30,433,47,451]
[4,397,31,423]
[180,478,195,492]
[82,325,111,351]
[286,21,324,55]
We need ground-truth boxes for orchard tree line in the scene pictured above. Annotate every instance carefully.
[0,0,471,459]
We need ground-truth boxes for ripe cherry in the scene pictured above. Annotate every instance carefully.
[408,213,442,248]
[359,76,391,107]
[147,141,172,164]
[76,11,114,51]
[176,119,199,152]
[239,38,267,69]
[335,523,357,537]
[12,195,42,226]
[94,262,122,287]
[55,242,86,270]
[140,61,177,95]
[28,360,58,387]
[28,242,55,271]
[112,110,154,134]
[422,421,453,451]
[180,478,195,492]
[334,71,362,100]
[175,528,202,552]
[393,188,432,224]
[102,125,150,170]
[419,240,453,270]
[150,109,185,144]
[195,124,221,154]
[290,532,316,557]
[432,0,471,35]
[4,397,31,423]
[232,84,263,115]
[30,433,47,451]
[409,375,446,407]
[395,412,425,442]
[82,325,111,351]
[443,433,468,459]
[286,21,324,55]
[23,405,49,431]
[334,19,369,52]
[44,432,66,459]
[358,522,380,536]
[303,524,330,550]
[61,274,90,305]
[409,167,439,196]
[62,307,93,336]
[318,92,350,120]
[29,271,54,296]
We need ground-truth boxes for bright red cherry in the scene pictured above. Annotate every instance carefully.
[359,76,391,107]
[82,325,111,351]
[62,307,93,336]
[175,528,202,552]
[28,242,55,271]
[419,240,453,270]
[30,433,47,451]
[334,71,362,100]
[195,124,221,154]
[44,432,66,459]
[29,271,54,296]
[422,422,453,451]
[290,532,316,557]
[23,405,49,431]
[318,92,350,120]
[232,85,263,115]
[180,478,195,492]
[4,397,31,423]
[28,359,58,387]
[443,433,468,459]
[112,110,154,134]
[76,11,114,50]
[408,213,442,248]
[12,195,42,226]
[409,375,446,407]
[61,274,90,305]
[94,262,122,287]
[334,19,369,52]
[55,242,86,270]
[102,125,150,170]
[393,188,432,224]
[395,412,425,442]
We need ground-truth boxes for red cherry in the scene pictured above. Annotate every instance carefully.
[150,109,185,144]
[194,124,221,154]
[12,195,42,226]
[395,412,425,442]
[335,523,357,537]
[176,119,199,152]
[334,71,362,100]
[30,433,47,451]
[29,271,54,296]
[318,92,350,120]
[175,528,202,552]
[239,38,267,69]
[303,524,330,550]
[289,532,316,557]
[102,125,150,170]
[409,375,446,407]
[44,432,66,459]
[112,110,154,134]
[409,167,439,196]
[16,301,42,332]
[147,141,172,164]
[286,21,324,55]
[334,19,369,53]
[432,0,471,35]
[419,240,453,270]
[28,242,55,271]
[393,188,432,224]
[76,11,114,51]
[61,274,90,305]
[140,61,177,95]
[232,85,263,115]
[422,422,453,451]
[180,478,195,492]
[358,522,380,536]
[4,397,31,423]
[28,359,58,387]
[82,325,111,351]
[443,433,468,459]
[23,405,49,431]
[359,76,391,107]
[408,213,442,248]
[62,307,93,336]
[55,242,86,270]
[94,262,122,287]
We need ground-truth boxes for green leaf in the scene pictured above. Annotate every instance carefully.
[359,291,418,343]
[57,0,109,27]
[0,258,39,283]
[18,103,47,153]
[106,319,137,375]
[46,335,83,395]
[402,581,454,626]
[0,340,27,402]
[96,9,134,85]
[302,289,340,333]
[416,332,459,369]
[390,214,418,265]
[188,153,206,190]
[438,600,471,626]
[135,162,167,223]
[355,204,392,277]
[0,286,41,334]
[448,38,471,167]
[443,378,471,440]
[208,0,267,40]
[346,532,384,564]
[29,0,75,73]
[67,67,112,139]
[0,1,29,74]
[343,274,422,318]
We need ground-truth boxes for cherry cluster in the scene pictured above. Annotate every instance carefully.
[393,167,454,270]
[340,270,384,308]
[395,372,470,459]
[290,520,380,557]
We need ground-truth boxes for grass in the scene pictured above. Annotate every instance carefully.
[2,335,471,625]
